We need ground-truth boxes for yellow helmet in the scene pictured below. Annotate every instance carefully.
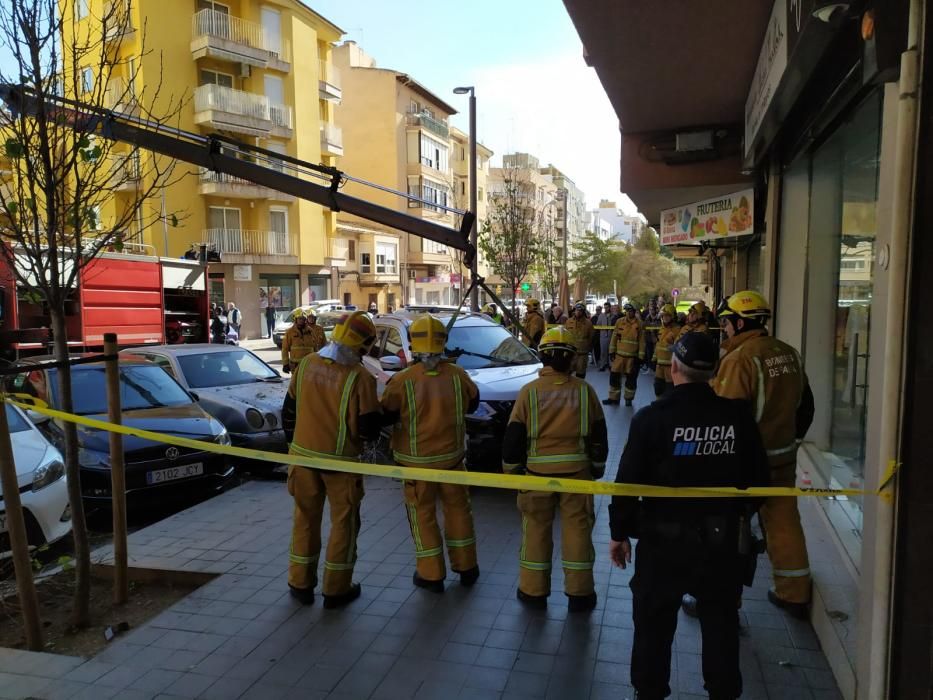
[525,298,540,311]
[660,303,676,316]
[538,327,576,355]
[331,310,377,351]
[291,307,307,321]
[409,314,447,355]
[719,290,771,321]
[689,301,708,316]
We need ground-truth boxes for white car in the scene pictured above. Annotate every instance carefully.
[362,311,542,471]
[1,404,71,552]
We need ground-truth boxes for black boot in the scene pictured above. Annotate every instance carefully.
[458,566,480,587]
[768,589,809,620]
[517,589,548,609]
[323,582,362,609]
[681,594,698,618]
[288,584,315,605]
[567,592,597,612]
[413,571,445,593]
[602,398,620,405]
[624,399,633,407]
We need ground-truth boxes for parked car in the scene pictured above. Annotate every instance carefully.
[121,344,288,466]
[272,303,348,348]
[362,311,542,471]
[0,403,71,551]
[7,355,235,504]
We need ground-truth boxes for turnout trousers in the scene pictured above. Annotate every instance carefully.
[631,539,744,700]
[760,463,811,603]
[517,469,595,597]
[287,465,363,596]
[572,352,588,378]
[403,462,478,582]
[654,364,673,398]
[609,355,639,402]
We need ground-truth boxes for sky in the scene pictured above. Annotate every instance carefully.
[308,0,636,213]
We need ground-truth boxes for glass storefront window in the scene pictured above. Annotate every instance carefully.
[259,275,298,338]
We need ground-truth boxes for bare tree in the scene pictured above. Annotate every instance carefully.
[531,211,559,303]
[0,0,184,627]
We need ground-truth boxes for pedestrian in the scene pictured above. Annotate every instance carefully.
[652,303,681,398]
[265,304,276,339]
[684,290,815,620]
[281,309,326,373]
[609,303,622,325]
[545,303,559,325]
[609,331,771,700]
[548,305,568,325]
[368,301,379,315]
[595,305,612,370]
[503,327,608,612]
[564,302,594,379]
[380,314,481,592]
[281,311,381,608]
[604,303,645,407]
[226,301,242,335]
[591,305,603,367]
[522,298,546,347]
[209,306,226,344]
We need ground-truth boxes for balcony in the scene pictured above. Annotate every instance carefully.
[103,78,139,115]
[206,228,297,264]
[197,169,295,202]
[406,111,449,139]
[326,237,348,268]
[407,250,450,266]
[190,9,291,71]
[194,84,274,137]
[270,103,293,138]
[319,60,342,102]
[103,0,135,44]
[108,153,141,192]
[320,123,343,157]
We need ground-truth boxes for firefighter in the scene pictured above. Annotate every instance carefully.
[677,301,710,339]
[609,331,770,700]
[281,310,381,609]
[502,327,608,612]
[522,298,546,347]
[483,303,505,325]
[652,303,681,398]
[380,314,481,592]
[697,290,815,619]
[281,309,326,373]
[564,302,594,379]
[604,303,645,407]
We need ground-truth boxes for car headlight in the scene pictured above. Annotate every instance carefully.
[215,429,232,446]
[468,401,497,422]
[78,448,107,468]
[245,408,265,429]
[32,460,64,491]
[265,412,278,428]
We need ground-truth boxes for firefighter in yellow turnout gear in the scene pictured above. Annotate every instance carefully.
[281,311,381,609]
[281,309,326,373]
[653,303,681,398]
[522,298,546,347]
[381,315,481,592]
[564,303,594,378]
[605,303,645,406]
[713,291,815,618]
[677,301,710,339]
[503,327,609,612]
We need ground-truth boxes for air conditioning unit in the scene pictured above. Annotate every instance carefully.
[239,63,251,78]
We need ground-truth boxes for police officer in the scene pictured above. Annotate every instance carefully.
[282,310,381,608]
[564,302,594,379]
[522,298,546,347]
[711,290,815,618]
[608,332,770,700]
[604,302,645,406]
[503,327,608,612]
[652,303,681,398]
[381,314,481,593]
[281,309,326,373]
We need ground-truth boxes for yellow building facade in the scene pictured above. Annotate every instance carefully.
[449,126,494,304]
[63,0,344,338]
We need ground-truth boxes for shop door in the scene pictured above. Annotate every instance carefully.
[259,276,298,338]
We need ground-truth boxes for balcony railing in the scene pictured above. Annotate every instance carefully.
[103,0,134,42]
[103,77,138,113]
[191,9,291,64]
[194,83,269,121]
[319,60,341,101]
[199,169,250,186]
[320,123,343,156]
[206,228,294,257]
[270,103,293,130]
[406,111,449,139]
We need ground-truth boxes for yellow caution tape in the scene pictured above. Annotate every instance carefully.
[3,395,897,500]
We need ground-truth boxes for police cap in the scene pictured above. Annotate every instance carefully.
[672,332,717,370]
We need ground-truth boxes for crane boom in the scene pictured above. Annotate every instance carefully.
[0,85,476,263]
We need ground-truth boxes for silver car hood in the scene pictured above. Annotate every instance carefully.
[196,382,288,414]
[466,364,542,401]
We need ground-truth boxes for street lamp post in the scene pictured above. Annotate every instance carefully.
[453,86,478,311]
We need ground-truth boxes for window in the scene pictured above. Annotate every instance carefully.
[200,69,233,88]
[265,141,287,172]
[461,181,466,196]
[360,251,371,273]
[376,242,397,274]
[348,239,356,261]
[76,0,90,20]
[410,100,419,114]
[143,354,178,379]
[382,327,406,364]
[269,208,288,254]
[81,68,94,94]
[419,133,448,172]
[422,180,449,213]
[209,206,242,252]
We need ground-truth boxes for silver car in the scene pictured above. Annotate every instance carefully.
[122,345,287,469]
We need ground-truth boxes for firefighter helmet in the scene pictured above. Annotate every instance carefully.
[660,303,676,317]
[689,301,708,316]
[409,314,447,355]
[623,302,636,313]
[291,307,307,321]
[525,298,541,311]
[331,311,377,351]
[719,290,771,321]
[538,327,576,355]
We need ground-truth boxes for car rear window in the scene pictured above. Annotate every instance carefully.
[57,365,193,415]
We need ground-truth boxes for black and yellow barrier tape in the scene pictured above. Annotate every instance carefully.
[3,394,898,501]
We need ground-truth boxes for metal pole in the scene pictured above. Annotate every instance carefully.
[104,333,128,605]
[469,91,478,312]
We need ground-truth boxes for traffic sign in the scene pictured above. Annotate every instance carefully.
[671,288,680,297]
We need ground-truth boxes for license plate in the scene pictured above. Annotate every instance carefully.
[146,463,203,485]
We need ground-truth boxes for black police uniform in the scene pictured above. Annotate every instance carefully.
[609,335,770,700]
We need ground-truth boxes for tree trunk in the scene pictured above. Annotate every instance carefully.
[49,309,91,628]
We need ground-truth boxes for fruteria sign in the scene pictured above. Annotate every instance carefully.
[660,189,754,246]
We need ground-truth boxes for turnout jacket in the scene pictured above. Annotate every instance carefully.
[380,361,480,469]
[564,316,595,355]
[609,382,770,544]
[502,367,608,476]
[609,316,645,359]
[523,310,546,347]
[282,323,326,367]
[653,322,682,366]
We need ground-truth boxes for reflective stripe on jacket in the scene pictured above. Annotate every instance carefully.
[564,316,594,354]
[282,324,326,366]
[609,317,645,358]
[653,323,681,366]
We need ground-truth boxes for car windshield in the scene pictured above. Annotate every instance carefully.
[61,365,193,415]
[5,404,31,433]
[445,325,538,369]
[177,349,279,388]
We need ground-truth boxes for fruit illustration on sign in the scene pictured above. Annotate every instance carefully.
[716,216,729,235]
[681,208,692,232]
[690,217,704,239]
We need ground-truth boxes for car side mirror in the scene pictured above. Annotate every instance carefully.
[26,409,50,425]
[379,356,403,372]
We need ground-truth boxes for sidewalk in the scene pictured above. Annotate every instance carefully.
[0,373,843,700]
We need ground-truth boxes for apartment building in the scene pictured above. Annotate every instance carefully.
[64,0,344,338]
[539,164,587,267]
[588,200,647,245]
[449,126,494,303]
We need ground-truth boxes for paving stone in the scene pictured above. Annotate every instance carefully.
[129,668,183,693]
